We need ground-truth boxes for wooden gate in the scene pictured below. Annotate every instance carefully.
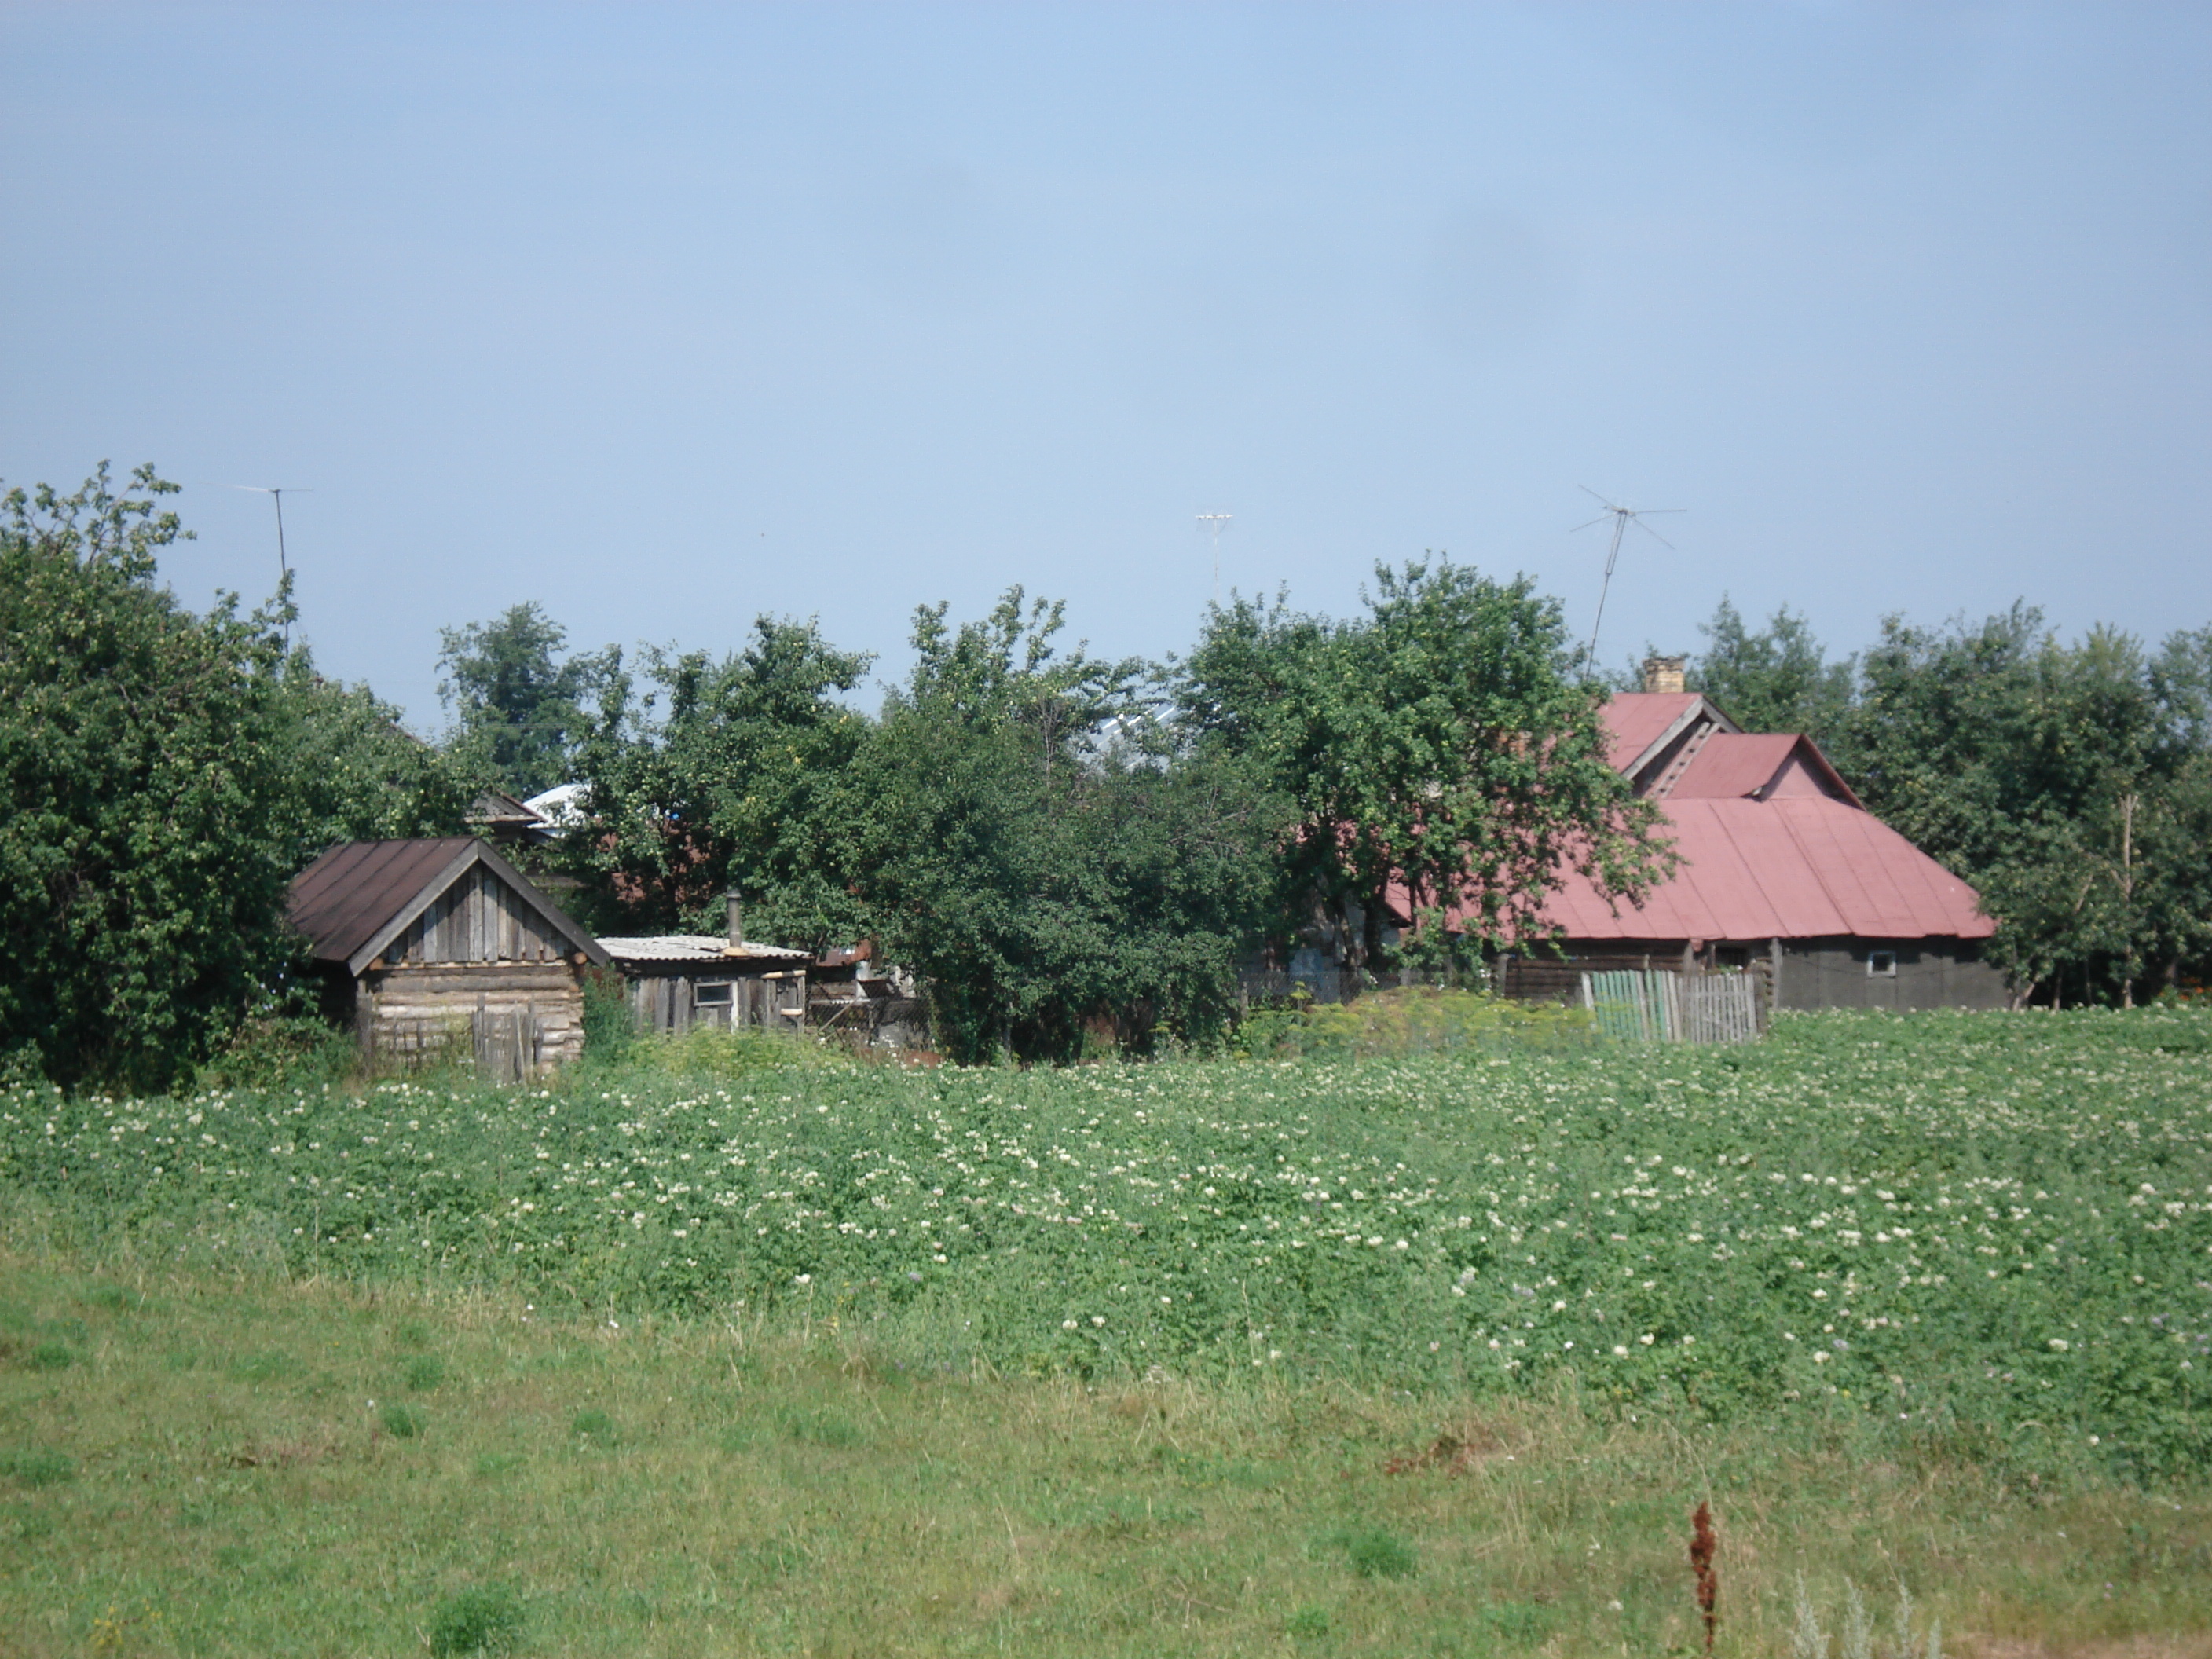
[471,1003,546,1082]
[1580,970,1760,1045]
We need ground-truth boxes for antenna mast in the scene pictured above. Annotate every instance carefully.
[226,485,313,650]
[1571,487,1682,678]
[1196,511,1232,608]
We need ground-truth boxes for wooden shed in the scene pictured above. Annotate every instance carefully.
[288,837,610,1077]
[599,895,811,1034]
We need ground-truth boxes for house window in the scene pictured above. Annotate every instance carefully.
[694,982,733,1006]
[1866,950,1897,978]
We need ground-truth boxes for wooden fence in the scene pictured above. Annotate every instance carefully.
[806,992,932,1047]
[1579,969,1762,1045]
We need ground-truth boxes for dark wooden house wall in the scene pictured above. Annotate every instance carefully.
[1774,938,2009,1013]
[1515,937,2011,1013]
[625,969,806,1035]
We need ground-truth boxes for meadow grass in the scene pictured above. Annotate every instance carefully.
[3,1250,2210,1658]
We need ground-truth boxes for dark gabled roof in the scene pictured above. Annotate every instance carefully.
[287,837,609,975]
[468,788,552,826]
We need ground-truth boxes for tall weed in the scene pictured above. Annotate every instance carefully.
[1242,987,1596,1060]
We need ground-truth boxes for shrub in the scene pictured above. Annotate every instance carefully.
[1244,987,1595,1060]
[627,1026,839,1080]
[402,1355,446,1393]
[1322,1523,1417,1579]
[578,969,636,1064]
[380,1403,425,1439]
[27,1342,72,1372]
[196,1015,357,1093]
[570,1408,615,1442]
[429,1586,524,1657]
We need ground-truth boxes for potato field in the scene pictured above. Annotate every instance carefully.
[6,1009,2210,1479]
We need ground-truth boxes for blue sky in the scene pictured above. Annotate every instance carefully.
[5,2,2207,727]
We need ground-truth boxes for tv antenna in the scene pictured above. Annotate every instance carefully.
[1572,487,1681,678]
[225,485,312,648]
[1196,510,1232,607]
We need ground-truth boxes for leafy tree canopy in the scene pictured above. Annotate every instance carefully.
[1177,559,1672,973]
[0,465,468,1088]
[1834,606,2212,1003]
[1686,595,1856,749]
[558,617,874,952]
[854,590,1286,1063]
[437,601,610,797]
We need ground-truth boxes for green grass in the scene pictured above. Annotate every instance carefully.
[0,1251,2208,1657]
[3,1008,2212,1651]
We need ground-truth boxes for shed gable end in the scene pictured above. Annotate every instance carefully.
[383,865,577,968]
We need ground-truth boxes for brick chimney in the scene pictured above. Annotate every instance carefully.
[724,892,744,952]
[1642,655,1686,695]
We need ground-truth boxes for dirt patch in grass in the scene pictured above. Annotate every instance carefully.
[1382,1419,1518,1476]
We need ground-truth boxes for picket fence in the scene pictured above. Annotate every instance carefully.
[1579,969,1762,1045]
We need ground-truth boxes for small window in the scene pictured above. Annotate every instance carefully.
[693,982,733,1005]
[1866,950,1897,978]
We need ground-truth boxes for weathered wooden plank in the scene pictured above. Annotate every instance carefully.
[368,962,577,984]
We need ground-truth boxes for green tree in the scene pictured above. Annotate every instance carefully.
[1177,559,1672,974]
[853,591,1285,1062]
[1834,606,2212,1005]
[558,617,874,952]
[1686,595,1856,745]
[0,464,472,1088]
[280,674,477,853]
[437,602,610,797]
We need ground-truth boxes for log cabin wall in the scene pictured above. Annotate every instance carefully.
[357,962,585,1071]
[356,866,588,1072]
[290,838,606,1080]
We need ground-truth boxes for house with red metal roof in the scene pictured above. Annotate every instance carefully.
[1499,672,2006,1010]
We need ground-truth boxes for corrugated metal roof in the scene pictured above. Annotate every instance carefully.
[289,838,480,966]
[1663,733,1799,799]
[1390,698,1989,944]
[287,837,609,972]
[597,935,811,964]
[1533,797,1992,942]
[1662,733,1865,807]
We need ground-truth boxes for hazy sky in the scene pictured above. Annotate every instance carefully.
[5,2,2208,727]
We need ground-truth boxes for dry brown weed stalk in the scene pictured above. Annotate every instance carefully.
[1691,1500,1719,1655]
